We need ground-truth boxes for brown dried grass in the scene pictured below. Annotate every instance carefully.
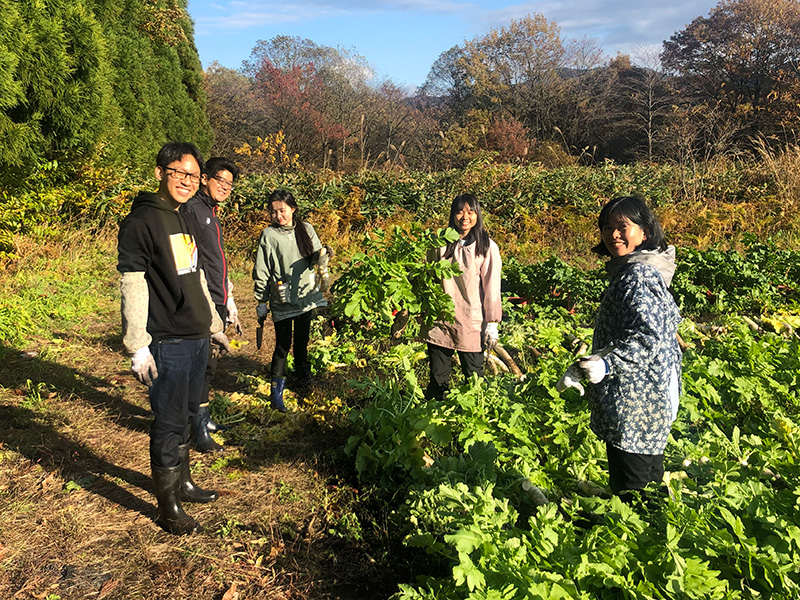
[0,232,399,600]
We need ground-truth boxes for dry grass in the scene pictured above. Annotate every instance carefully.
[0,232,400,600]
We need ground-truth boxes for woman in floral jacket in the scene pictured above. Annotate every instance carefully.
[561,196,682,496]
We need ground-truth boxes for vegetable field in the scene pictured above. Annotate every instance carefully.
[1,161,800,598]
[306,229,800,600]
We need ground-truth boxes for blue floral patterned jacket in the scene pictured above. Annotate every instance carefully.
[588,252,682,455]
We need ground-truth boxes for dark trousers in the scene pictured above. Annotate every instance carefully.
[201,303,228,405]
[606,443,665,495]
[271,311,312,378]
[425,343,484,401]
[148,336,209,468]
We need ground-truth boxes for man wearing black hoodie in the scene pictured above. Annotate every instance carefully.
[181,157,241,452]
[117,142,231,535]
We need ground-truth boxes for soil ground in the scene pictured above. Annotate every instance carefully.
[0,259,403,599]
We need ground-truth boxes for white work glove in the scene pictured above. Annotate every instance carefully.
[317,245,332,267]
[483,322,499,350]
[256,302,269,325]
[211,331,232,354]
[226,296,242,335]
[556,363,585,396]
[577,354,609,384]
[131,347,158,387]
[317,246,331,293]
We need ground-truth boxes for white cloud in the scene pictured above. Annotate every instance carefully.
[462,0,716,61]
[196,0,476,31]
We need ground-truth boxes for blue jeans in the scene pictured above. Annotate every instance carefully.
[149,336,209,468]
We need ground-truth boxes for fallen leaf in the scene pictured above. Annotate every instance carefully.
[41,472,60,493]
[222,581,239,600]
[98,578,119,598]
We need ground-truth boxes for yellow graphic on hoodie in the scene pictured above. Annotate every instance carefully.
[170,233,198,275]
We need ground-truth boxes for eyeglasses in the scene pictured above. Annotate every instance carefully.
[211,174,234,191]
[165,167,201,184]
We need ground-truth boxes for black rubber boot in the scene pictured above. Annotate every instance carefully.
[271,377,287,412]
[177,443,218,503]
[191,404,224,453]
[152,464,202,535]
[205,416,231,433]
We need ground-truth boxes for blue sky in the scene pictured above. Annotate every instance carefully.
[188,0,719,89]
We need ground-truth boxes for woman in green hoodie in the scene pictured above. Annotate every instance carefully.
[253,189,329,411]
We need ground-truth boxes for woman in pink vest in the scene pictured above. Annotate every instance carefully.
[421,193,502,401]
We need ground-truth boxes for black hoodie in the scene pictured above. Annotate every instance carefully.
[118,192,211,341]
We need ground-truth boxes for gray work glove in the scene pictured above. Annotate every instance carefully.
[556,363,585,396]
[577,354,609,383]
[131,347,158,387]
[482,322,499,350]
[256,302,269,325]
[211,331,232,354]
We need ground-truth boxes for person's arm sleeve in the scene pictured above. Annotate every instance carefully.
[200,268,224,334]
[120,271,151,355]
[307,223,323,263]
[308,223,323,253]
[480,240,503,323]
[118,218,152,273]
[602,267,665,375]
[253,231,272,302]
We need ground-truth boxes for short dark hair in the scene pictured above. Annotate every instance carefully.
[592,195,667,256]
[156,141,204,172]
[204,156,239,181]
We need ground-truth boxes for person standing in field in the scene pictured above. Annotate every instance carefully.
[421,193,502,401]
[117,141,232,535]
[181,157,241,453]
[253,189,330,412]
[558,195,682,499]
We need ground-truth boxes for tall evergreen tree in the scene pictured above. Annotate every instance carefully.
[0,0,211,185]
[0,0,113,179]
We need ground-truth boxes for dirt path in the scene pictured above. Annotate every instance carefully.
[0,283,396,599]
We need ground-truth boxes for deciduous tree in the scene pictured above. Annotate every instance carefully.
[661,0,800,147]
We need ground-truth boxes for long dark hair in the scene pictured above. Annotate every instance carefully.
[268,189,315,259]
[444,193,490,258]
[592,195,667,256]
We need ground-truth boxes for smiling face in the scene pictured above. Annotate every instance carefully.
[202,169,234,204]
[270,200,296,227]
[155,154,201,210]
[455,203,478,239]
[602,214,648,257]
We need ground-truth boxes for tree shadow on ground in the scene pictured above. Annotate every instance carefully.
[0,344,154,518]
[0,402,154,517]
[4,337,152,434]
